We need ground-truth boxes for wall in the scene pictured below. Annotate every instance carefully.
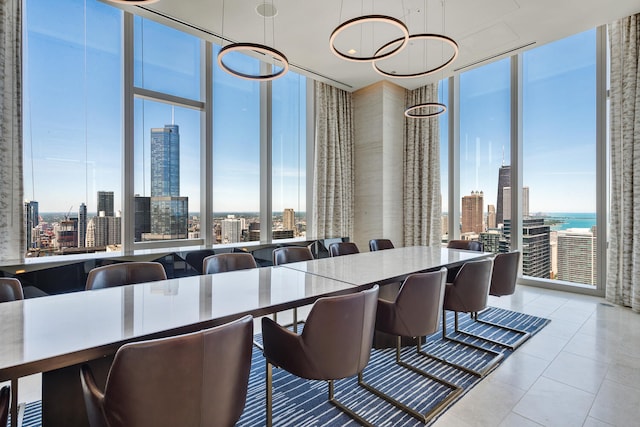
[352,81,405,251]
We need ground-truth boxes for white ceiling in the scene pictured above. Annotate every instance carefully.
[119,0,640,92]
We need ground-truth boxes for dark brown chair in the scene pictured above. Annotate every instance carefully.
[272,246,314,266]
[185,249,216,274]
[0,278,24,302]
[368,239,395,251]
[272,247,314,329]
[359,269,462,423]
[441,258,503,377]
[203,253,257,275]
[85,262,167,291]
[80,315,253,427]
[328,242,359,257]
[262,286,379,427]
[0,386,9,427]
[447,239,484,251]
[475,251,530,349]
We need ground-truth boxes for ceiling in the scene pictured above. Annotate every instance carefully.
[117,0,640,92]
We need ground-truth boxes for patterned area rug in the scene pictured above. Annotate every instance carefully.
[10,307,549,427]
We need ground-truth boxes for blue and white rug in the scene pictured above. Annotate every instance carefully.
[10,307,549,427]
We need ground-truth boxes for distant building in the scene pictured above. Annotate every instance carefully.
[283,208,295,231]
[78,203,87,248]
[222,214,243,243]
[503,186,530,221]
[557,228,596,285]
[461,191,484,234]
[134,196,151,242]
[522,218,551,279]
[55,218,78,249]
[147,124,188,240]
[487,204,496,229]
[480,230,501,253]
[24,200,39,250]
[273,230,294,240]
[97,191,114,217]
[496,164,510,226]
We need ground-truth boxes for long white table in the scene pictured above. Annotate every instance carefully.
[0,246,490,427]
[281,246,490,285]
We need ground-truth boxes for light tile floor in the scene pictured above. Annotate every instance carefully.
[434,285,640,427]
[5,284,640,427]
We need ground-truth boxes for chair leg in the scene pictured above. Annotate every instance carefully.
[474,311,531,350]
[358,336,463,423]
[435,310,504,377]
[328,380,374,427]
[266,361,273,427]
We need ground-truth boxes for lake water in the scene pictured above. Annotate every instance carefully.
[532,212,597,231]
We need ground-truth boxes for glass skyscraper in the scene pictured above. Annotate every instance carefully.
[148,124,188,240]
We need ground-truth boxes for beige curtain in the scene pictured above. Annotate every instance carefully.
[312,81,354,239]
[403,84,442,246]
[0,0,24,262]
[608,14,640,312]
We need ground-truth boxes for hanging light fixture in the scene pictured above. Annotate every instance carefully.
[404,0,453,118]
[105,0,160,4]
[329,1,409,62]
[217,0,289,81]
[373,0,458,78]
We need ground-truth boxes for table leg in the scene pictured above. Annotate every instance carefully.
[10,379,17,427]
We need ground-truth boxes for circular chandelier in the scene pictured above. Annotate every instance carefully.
[372,33,459,78]
[329,15,410,62]
[404,102,447,118]
[217,43,289,81]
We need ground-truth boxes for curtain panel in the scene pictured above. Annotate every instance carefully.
[312,82,354,239]
[608,13,640,312]
[0,0,24,262]
[403,84,442,247]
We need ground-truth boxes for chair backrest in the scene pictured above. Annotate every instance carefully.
[272,246,314,266]
[447,239,484,252]
[490,251,520,297]
[82,315,253,427]
[184,249,216,274]
[0,386,9,427]
[445,258,493,313]
[369,239,395,252]
[0,277,24,302]
[203,253,257,275]
[377,269,447,338]
[298,286,378,380]
[85,262,167,291]
[328,242,360,257]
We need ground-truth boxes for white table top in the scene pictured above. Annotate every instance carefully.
[0,267,355,381]
[282,246,492,286]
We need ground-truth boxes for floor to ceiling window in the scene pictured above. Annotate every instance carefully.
[23,0,123,256]
[522,29,598,286]
[439,78,449,243]
[272,71,307,241]
[459,58,511,252]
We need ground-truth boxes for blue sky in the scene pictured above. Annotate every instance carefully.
[24,0,596,216]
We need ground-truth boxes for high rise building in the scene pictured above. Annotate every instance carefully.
[147,124,188,240]
[97,191,114,217]
[503,186,530,221]
[283,208,295,231]
[480,230,501,253]
[487,204,496,229]
[134,196,151,242]
[521,218,551,279]
[557,228,596,285]
[461,191,484,234]
[496,165,510,226]
[24,200,39,250]
[78,203,87,248]
[56,217,78,249]
[221,214,243,243]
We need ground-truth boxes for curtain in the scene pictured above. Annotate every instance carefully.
[608,14,640,312]
[312,81,354,239]
[403,84,442,246]
[0,0,24,262]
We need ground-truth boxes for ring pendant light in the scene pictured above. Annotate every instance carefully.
[329,14,410,62]
[404,102,447,118]
[106,0,160,4]
[216,0,289,81]
[372,33,459,78]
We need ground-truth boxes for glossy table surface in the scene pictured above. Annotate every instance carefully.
[0,267,356,381]
[282,246,491,285]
